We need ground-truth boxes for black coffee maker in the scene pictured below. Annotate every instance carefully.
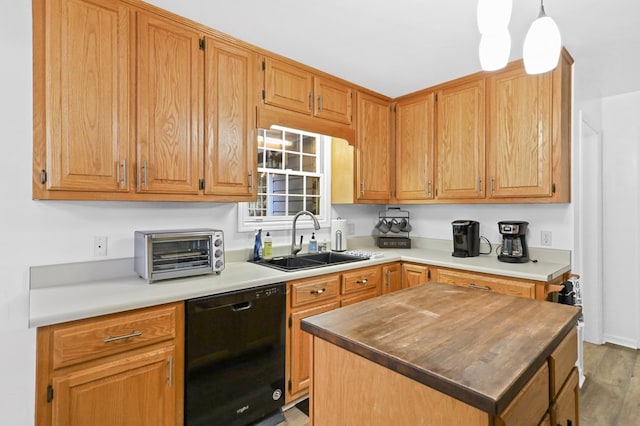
[497,221,529,263]
[451,220,480,257]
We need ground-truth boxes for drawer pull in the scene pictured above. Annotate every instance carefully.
[469,283,491,291]
[310,288,325,295]
[103,330,143,343]
[356,279,368,284]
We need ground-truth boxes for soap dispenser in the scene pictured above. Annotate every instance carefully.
[309,232,318,253]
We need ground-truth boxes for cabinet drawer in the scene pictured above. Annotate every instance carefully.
[496,362,549,426]
[549,327,578,399]
[437,269,535,299]
[51,304,178,369]
[290,274,339,308]
[341,266,380,295]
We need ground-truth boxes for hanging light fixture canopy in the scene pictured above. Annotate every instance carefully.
[523,0,562,74]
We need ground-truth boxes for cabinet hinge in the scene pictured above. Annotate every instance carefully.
[199,179,205,190]
[46,384,54,403]
[40,169,47,184]
[552,183,556,194]
[288,380,292,391]
[262,90,266,100]
[288,316,292,328]
[262,60,266,71]
[199,38,205,50]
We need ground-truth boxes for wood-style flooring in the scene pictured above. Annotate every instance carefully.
[278,341,640,426]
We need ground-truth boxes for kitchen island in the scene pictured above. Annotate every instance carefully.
[301,282,581,425]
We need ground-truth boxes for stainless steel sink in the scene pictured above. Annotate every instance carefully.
[251,252,367,272]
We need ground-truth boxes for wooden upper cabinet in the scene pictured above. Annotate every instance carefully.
[355,92,392,202]
[313,76,353,124]
[264,57,313,115]
[37,0,131,193]
[487,65,552,198]
[436,78,485,200]
[136,12,202,194]
[395,92,436,201]
[203,37,257,200]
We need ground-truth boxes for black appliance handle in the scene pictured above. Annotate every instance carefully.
[232,301,253,312]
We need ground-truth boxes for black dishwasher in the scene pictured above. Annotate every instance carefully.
[185,283,285,426]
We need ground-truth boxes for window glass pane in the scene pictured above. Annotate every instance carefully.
[265,150,283,169]
[258,172,267,193]
[302,135,317,154]
[289,175,304,195]
[306,176,320,195]
[284,132,300,152]
[265,129,283,149]
[285,153,300,171]
[305,197,320,215]
[302,155,316,172]
[258,148,265,168]
[288,196,304,214]
[271,195,287,216]
[271,175,286,195]
[249,194,267,217]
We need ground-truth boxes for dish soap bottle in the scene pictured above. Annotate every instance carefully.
[309,232,318,253]
[263,231,273,258]
[253,229,263,261]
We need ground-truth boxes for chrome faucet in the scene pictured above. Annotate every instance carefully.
[291,210,320,255]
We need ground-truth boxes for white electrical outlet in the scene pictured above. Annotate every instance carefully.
[541,231,552,247]
[94,236,108,256]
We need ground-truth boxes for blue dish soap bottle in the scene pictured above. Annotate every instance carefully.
[309,232,318,253]
[253,229,263,260]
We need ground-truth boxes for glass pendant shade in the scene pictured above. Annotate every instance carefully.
[477,0,512,34]
[479,30,511,71]
[523,6,562,74]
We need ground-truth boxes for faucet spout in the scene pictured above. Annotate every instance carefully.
[291,210,321,255]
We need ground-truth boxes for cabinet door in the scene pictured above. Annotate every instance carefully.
[551,368,579,426]
[51,345,176,426]
[487,65,553,198]
[137,13,202,194]
[264,57,313,115]
[381,263,403,294]
[289,301,339,399]
[203,38,257,199]
[356,92,392,202]
[314,76,353,124]
[395,93,436,201]
[401,263,429,288]
[436,79,485,200]
[42,0,130,193]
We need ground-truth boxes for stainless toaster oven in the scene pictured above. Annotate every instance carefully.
[134,229,224,283]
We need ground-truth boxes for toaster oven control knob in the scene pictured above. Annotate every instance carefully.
[214,239,223,247]
[215,249,223,258]
[215,260,224,269]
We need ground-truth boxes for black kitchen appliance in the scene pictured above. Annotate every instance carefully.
[451,220,480,257]
[185,283,285,426]
[497,221,530,263]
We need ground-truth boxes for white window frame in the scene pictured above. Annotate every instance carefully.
[237,126,332,232]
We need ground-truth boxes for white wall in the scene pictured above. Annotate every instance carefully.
[601,91,640,348]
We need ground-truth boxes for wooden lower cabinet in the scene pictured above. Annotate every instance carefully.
[381,263,402,294]
[551,368,580,426]
[35,302,184,426]
[401,262,432,288]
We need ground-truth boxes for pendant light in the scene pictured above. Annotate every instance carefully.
[523,0,562,74]
[477,0,512,71]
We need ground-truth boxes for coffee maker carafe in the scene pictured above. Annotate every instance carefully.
[451,220,480,257]
[497,221,529,263]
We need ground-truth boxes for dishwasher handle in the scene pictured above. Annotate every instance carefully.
[232,301,253,312]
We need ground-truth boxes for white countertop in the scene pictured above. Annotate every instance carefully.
[29,239,571,328]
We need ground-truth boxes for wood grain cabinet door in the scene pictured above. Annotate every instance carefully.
[436,78,485,200]
[355,92,392,202]
[487,65,553,198]
[41,0,131,193]
[395,93,436,201]
[203,38,257,199]
[313,76,353,124]
[401,263,430,288]
[137,12,202,194]
[381,263,403,294]
[264,58,313,115]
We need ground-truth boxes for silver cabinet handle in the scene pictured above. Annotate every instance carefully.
[121,159,127,186]
[103,330,142,343]
[168,356,173,387]
[386,270,391,288]
[309,93,313,110]
[356,279,368,284]
[361,180,365,196]
[477,177,482,194]
[490,176,495,194]
[469,283,491,291]
[318,95,323,112]
[141,160,148,188]
[310,288,325,295]
[427,180,432,196]
[248,170,254,190]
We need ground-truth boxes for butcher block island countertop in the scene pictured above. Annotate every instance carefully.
[301,282,581,425]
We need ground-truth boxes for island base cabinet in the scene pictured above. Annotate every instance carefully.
[310,337,490,425]
[550,368,580,426]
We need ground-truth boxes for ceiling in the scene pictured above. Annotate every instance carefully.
[145,0,640,102]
